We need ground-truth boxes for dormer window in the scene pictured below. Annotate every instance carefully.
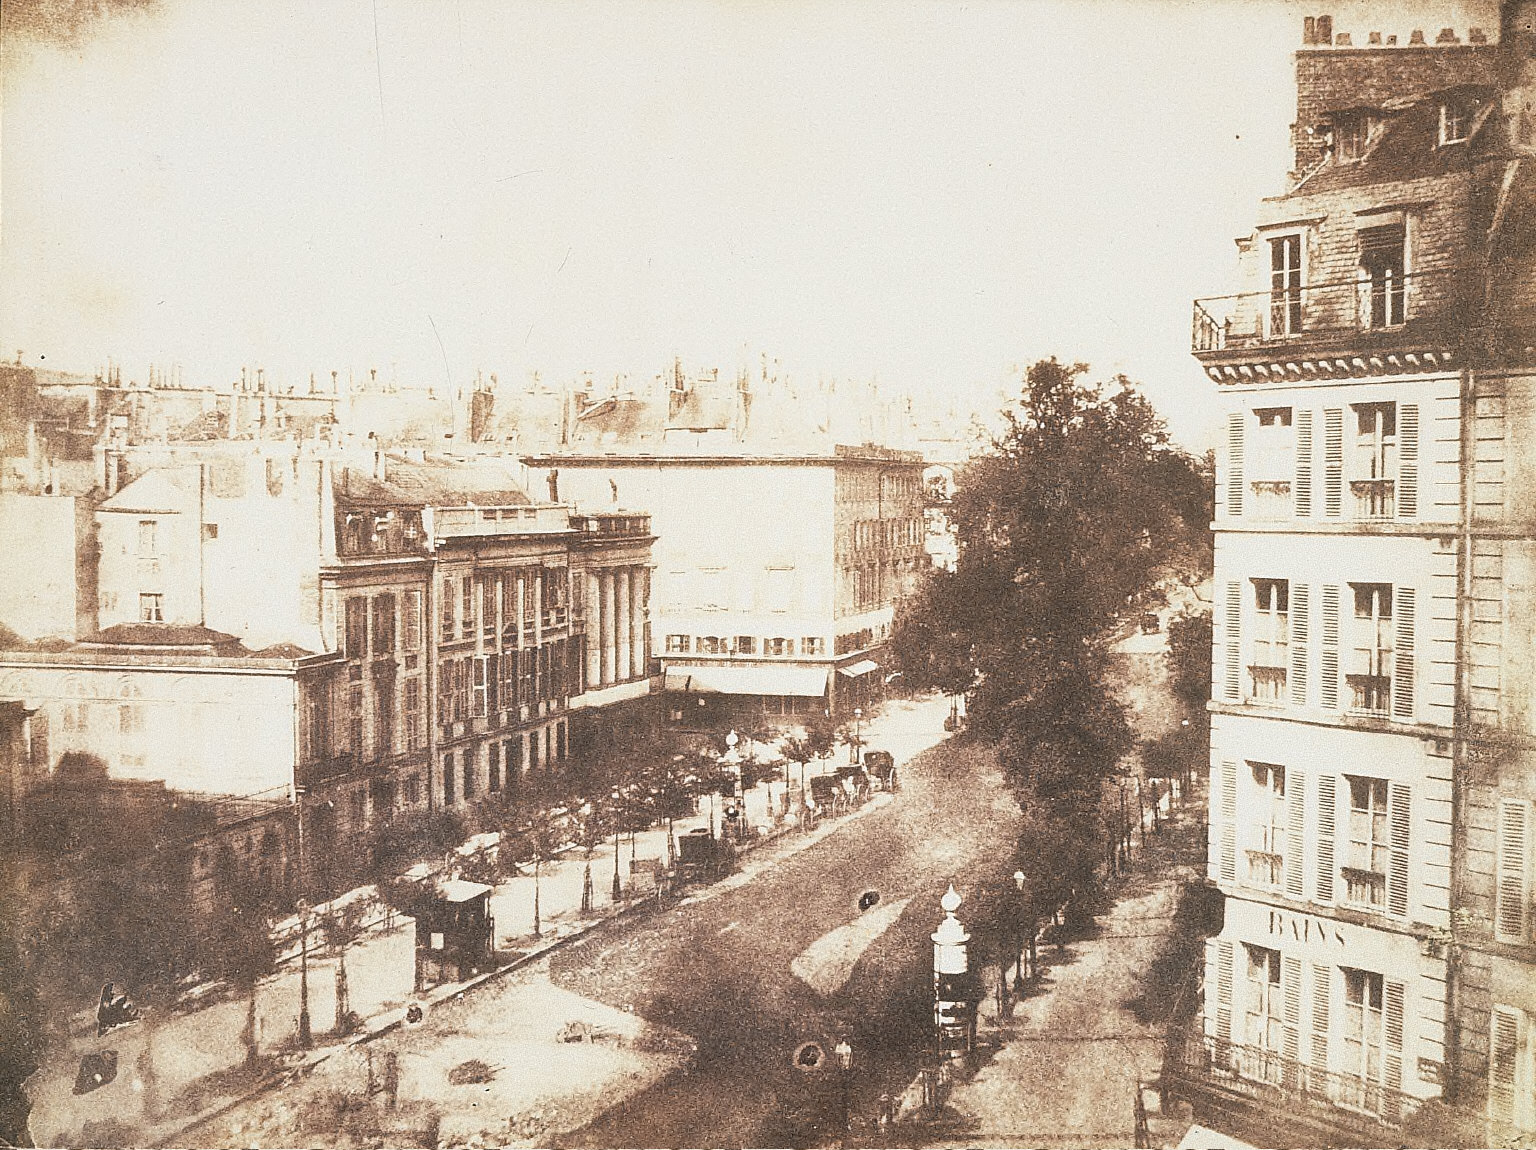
[1333,111,1377,162]
[1440,100,1473,145]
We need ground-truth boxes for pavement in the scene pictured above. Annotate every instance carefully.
[138,693,957,1150]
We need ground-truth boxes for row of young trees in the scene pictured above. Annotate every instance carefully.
[892,358,1211,924]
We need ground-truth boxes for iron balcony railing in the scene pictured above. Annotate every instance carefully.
[1247,664,1288,704]
[1351,478,1396,519]
[1164,1029,1420,1134]
[1347,673,1392,716]
[1192,266,1472,353]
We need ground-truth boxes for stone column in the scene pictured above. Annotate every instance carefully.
[630,567,647,680]
[616,568,632,683]
[585,572,602,689]
[600,570,616,686]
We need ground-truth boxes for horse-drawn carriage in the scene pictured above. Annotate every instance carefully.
[862,751,898,792]
[674,828,733,884]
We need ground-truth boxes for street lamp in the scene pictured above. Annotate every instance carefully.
[610,789,623,902]
[721,730,743,843]
[833,1038,853,1146]
[294,784,312,1049]
[850,708,863,765]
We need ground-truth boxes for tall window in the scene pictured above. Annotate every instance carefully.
[1243,945,1285,1068]
[1269,234,1302,336]
[665,634,690,654]
[1359,226,1405,328]
[1249,579,1289,703]
[139,593,164,623]
[1246,762,1286,887]
[1440,100,1472,145]
[1341,968,1386,1095]
[345,597,367,659]
[1345,776,1390,908]
[734,636,757,655]
[1333,111,1375,161]
[137,519,158,557]
[403,678,422,749]
[441,578,455,642]
[766,637,792,656]
[461,577,475,639]
[1349,584,1393,714]
[373,675,394,756]
[403,590,422,652]
[482,577,497,637]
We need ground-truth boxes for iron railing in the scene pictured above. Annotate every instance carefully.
[1347,673,1392,716]
[1248,665,1288,704]
[1164,1029,1421,1135]
[1191,266,1472,353]
[1351,478,1395,519]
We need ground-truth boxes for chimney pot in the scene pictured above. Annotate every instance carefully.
[1436,27,1459,43]
[1386,34,1397,44]
[1410,28,1426,43]
[1304,15,1316,43]
[1335,31,1352,44]
[1368,30,1381,44]
[1318,14,1332,42]
[1468,26,1486,43]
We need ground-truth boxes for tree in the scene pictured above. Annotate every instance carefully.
[893,359,1210,917]
[1165,608,1213,716]
[201,849,280,1067]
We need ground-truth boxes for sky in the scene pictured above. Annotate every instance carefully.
[0,0,1503,448]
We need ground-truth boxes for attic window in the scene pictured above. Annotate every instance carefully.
[1440,100,1473,145]
[1333,111,1376,162]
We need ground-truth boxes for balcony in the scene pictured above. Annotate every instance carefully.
[571,512,652,537]
[1247,664,1288,705]
[1351,478,1395,520]
[1342,867,1387,908]
[1347,673,1391,716]
[1248,479,1292,520]
[1163,1029,1420,1143]
[1245,849,1284,887]
[432,504,571,541]
[1191,267,1471,365]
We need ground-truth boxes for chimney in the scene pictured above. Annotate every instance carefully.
[1410,28,1426,43]
[1436,27,1460,43]
[1318,14,1332,43]
[1368,30,1381,44]
[1468,26,1487,43]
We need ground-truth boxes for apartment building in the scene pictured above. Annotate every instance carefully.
[525,442,924,728]
[1168,7,1536,1145]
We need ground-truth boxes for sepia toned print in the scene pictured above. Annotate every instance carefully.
[1,1,1534,1148]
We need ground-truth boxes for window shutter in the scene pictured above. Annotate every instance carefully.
[1294,410,1314,517]
[1320,585,1341,709]
[1224,582,1242,703]
[1283,956,1303,1080]
[1219,760,1238,884]
[1227,412,1245,517]
[1489,1006,1524,1127]
[1393,585,1415,720]
[1310,963,1331,1074]
[1290,583,1310,707]
[1495,799,1531,943]
[1287,770,1306,898]
[1397,403,1419,518]
[1215,939,1234,1053]
[1316,774,1337,904]
[1388,782,1411,918]
[1384,978,1405,1108]
[1323,408,1344,516]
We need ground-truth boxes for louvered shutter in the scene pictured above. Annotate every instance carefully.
[1384,979,1406,1119]
[1496,799,1531,943]
[1216,939,1234,1061]
[1311,964,1331,1074]
[1219,760,1238,884]
[1316,774,1337,904]
[1287,771,1306,898]
[1320,585,1341,709]
[1227,412,1245,517]
[1323,408,1344,517]
[1397,403,1419,518]
[1294,410,1313,517]
[1224,582,1242,703]
[1393,585,1416,720]
[1283,956,1303,1087]
[1489,1006,1524,1128]
[1290,584,1310,707]
[1388,782,1411,918]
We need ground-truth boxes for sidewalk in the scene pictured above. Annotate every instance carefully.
[28,694,951,1149]
[925,804,1205,1147]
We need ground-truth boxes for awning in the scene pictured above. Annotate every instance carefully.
[664,664,829,697]
[837,659,881,678]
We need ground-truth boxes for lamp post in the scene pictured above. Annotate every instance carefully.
[721,730,742,843]
[850,708,863,765]
[833,1038,853,1147]
[294,784,312,1049]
